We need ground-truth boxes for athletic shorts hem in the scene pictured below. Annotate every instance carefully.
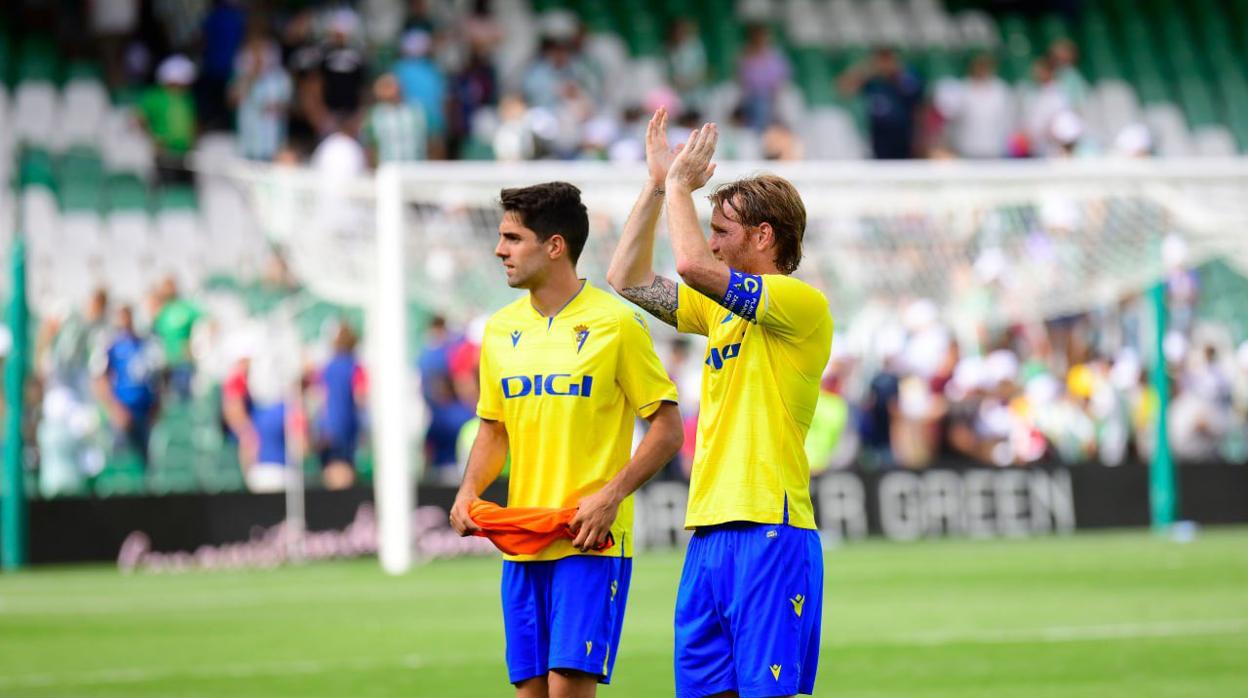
[677,681,738,698]
[507,666,545,686]
[546,658,611,684]
[738,683,803,697]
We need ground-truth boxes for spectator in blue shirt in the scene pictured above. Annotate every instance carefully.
[840,47,925,159]
[92,306,159,467]
[197,0,247,131]
[393,29,447,155]
[317,321,367,490]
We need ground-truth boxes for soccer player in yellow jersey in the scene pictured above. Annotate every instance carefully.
[608,110,833,698]
[449,182,683,698]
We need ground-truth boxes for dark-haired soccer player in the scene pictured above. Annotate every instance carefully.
[608,109,832,697]
[450,182,683,697]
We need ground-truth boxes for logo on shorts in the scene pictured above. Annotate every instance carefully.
[585,641,593,656]
[770,664,782,681]
[790,594,805,617]
[573,324,590,353]
[610,580,618,600]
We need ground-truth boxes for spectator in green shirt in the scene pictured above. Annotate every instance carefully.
[151,277,203,402]
[139,55,199,184]
[363,73,428,166]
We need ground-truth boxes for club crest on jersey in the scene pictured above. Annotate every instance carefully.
[510,330,522,348]
[573,324,590,353]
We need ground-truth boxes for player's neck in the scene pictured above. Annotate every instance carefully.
[529,269,585,318]
[738,260,783,276]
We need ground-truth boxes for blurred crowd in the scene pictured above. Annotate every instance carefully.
[419,284,1248,482]
[32,263,369,497]
[60,0,1155,170]
[815,297,1248,473]
[845,38,1136,160]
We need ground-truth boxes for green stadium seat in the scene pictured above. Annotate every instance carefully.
[64,60,102,82]
[58,146,105,187]
[59,181,102,213]
[997,14,1033,83]
[15,36,58,83]
[148,415,201,494]
[156,185,197,211]
[1176,79,1220,128]
[1032,14,1070,51]
[18,148,57,191]
[92,455,148,497]
[104,173,150,212]
[0,35,10,89]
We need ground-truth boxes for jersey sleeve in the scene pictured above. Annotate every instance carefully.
[676,282,719,336]
[755,274,832,341]
[476,332,504,422]
[616,312,679,418]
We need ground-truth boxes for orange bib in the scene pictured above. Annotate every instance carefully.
[469,501,614,556]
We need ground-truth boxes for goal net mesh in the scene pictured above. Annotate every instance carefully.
[231,160,1248,337]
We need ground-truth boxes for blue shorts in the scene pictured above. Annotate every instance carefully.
[501,555,633,685]
[675,522,823,697]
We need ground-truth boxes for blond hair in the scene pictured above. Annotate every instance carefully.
[708,175,807,274]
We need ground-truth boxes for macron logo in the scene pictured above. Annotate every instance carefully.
[510,331,522,348]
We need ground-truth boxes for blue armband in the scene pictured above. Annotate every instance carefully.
[721,268,763,321]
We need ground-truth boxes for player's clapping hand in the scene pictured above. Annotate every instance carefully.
[570,489,622,552]
[646,107,682,184]
[449,495,481,536]
[666,123,718,194]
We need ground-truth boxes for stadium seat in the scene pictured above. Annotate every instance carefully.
[15,35,58,83]
[148,416,202,494]
[18,147,57,191]
[92,461,148,497]
[1091,80,1142,144]
[154,187,205,290]
[100,106,156,178]
[1143,103,1194,157]
[736,0,775,23]
[20,185,59,245]
[784,0,827,49]
[1192,126,1238,157]
[956,10,1000,50]
[12,80,58,148]
[828,0,870,48]
[0,85,9,135]
[802,106,866,159]
[57,77,110,149]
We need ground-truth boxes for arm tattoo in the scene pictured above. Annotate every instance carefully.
[620,275,678,328]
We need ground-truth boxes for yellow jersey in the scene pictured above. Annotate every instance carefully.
[676,271,833,529]
[477,281,678,561]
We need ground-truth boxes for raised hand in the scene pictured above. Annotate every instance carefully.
[646,107,682,185]
[666,123,718,194]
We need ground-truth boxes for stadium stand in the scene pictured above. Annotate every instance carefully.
[1,0,1247,497]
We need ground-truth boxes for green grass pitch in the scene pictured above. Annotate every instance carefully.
[1,528,1246,697]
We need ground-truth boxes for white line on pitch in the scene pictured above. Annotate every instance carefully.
[854,618,1248,647]
[0,654,425,690]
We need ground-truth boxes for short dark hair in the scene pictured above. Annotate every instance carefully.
[709,175,807,274]
[499,182,589,265]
